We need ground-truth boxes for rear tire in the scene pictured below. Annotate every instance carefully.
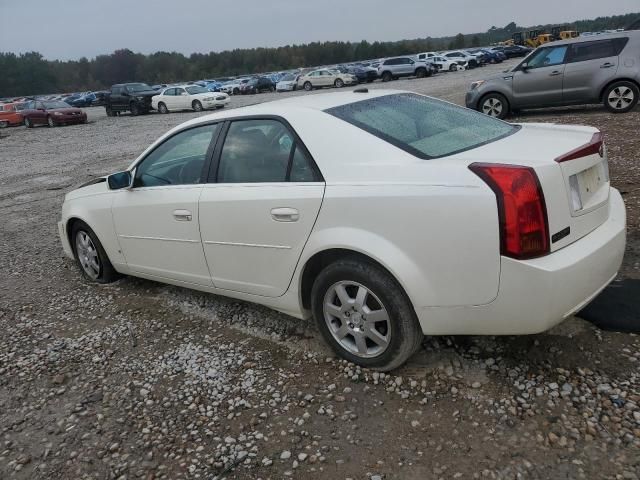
[158,102,168,114]
[71,221,120,284]
[192,100,203,112]
[603,81,639,113]
[381,71,392,82]
[479,92,509,119]
[304,81,312,91]
[105,106,114,117]
[311,258,423,371]
[47,116,55,127]
[24,117,33,128]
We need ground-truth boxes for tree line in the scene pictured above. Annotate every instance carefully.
[0,13,637,98]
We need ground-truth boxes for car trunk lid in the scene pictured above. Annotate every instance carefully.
[453,123,611,252]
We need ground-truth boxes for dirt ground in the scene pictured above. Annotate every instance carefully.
[0,59,639,480]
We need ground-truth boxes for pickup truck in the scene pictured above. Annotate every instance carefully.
[105,83,157,116]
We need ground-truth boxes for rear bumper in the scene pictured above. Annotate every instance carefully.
[417,188,626,335]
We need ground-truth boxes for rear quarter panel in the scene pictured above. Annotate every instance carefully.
[301,183,500,308]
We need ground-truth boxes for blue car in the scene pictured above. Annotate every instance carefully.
[205,81,224,92]
[69,92,96,107]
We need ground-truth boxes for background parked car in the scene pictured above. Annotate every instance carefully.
[240,77,275,94]
[444,51,479,68]
[152,85,229,113]
[466,31,640,118]
[220,78,251,95]
[105,83,157,116]
[21,100,87,127]
[377,57,435,82]
[276,73,300,92]
[430,55,462,71]
[297,69,358,91]
[0,102,24,126]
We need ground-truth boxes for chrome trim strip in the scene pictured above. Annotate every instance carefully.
[119,235,199,243]
[203,240,291,250]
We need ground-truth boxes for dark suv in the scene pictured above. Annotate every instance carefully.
[105,83,157,116]
[466,31,640,118]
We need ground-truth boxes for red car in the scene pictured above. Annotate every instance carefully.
[0,103,24,127]
[21,100,87,128]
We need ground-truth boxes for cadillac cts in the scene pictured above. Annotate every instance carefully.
[58,90,626,371]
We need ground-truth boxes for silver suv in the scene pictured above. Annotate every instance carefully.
[466,31,640,118]
[377,57,434,82]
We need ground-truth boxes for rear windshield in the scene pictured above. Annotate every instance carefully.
[326,93,517,159]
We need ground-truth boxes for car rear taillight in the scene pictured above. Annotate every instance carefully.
[555,132,603,162]
[469,163,549,260]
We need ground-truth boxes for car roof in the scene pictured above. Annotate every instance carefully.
[545,30,639,47]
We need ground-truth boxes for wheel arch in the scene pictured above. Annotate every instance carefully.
[298,247,415,313]
[599,77,640,102]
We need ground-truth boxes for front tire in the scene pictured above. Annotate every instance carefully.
[415,68,426,78]
[381,71,392,82]
[24,117,33,128]
[71,221,120,284]
[47,116,55,127]
[303,81,313,91]
[130,102,140,116]
[449,64,458,71]
[334,78,344,88]
[603,81,639,113]
[192,100,203,111]
[158,102,168,114]
[311,258,423,371]
[479,93,509,119]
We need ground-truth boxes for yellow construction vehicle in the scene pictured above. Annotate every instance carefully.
[512,32,525,46]
[559,30,579,40]
[551,26,579,41]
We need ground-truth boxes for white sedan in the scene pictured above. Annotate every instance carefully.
[152,85,229,113]
[58,90,626,371]
[430,55,463,72]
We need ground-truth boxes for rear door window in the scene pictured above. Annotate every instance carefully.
[568,40,616,63]
[326,93,517,159]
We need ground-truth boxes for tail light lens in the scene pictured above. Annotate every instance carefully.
[469,163,549,259]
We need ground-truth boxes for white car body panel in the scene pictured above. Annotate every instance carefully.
[58,89,626,336]
[151,87,229,112]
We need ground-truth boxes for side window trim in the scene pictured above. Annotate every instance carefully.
[206,115,324,184]
[132,121,222,188]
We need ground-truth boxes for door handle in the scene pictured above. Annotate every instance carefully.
[173,209,192,221]
[600,63,614,68]
[271,207,299,222]
[549,71,562,76]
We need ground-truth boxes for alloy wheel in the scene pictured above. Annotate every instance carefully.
[75,231,100,280]
[482,97,503,117]
[323,281,391,358]
[608,86,635,110]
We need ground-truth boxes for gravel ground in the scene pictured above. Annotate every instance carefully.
[1,59,639,480]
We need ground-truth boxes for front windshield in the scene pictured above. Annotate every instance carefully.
[43,101,71,109]
[186,86,208,95]
[128,83,152,92]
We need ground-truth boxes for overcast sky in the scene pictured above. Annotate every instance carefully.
[1,0,638,60]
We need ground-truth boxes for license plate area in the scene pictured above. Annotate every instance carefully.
[568,160,609,215]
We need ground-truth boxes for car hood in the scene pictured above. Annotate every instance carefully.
[128,90,157,97]
[49,107,85,114]
[65,177,109,201]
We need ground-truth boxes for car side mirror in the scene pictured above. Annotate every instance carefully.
[521,63,529,72]
[107,171,132,190]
